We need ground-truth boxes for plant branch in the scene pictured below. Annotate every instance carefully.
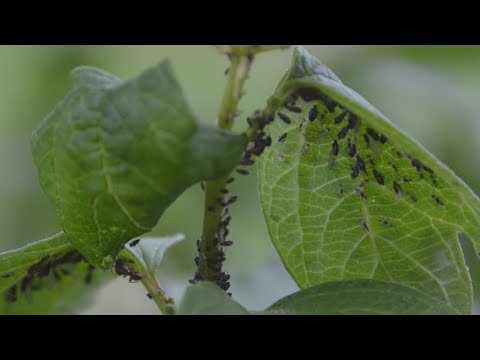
[193,46,288,291]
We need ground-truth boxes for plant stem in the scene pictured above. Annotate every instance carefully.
[195,54,252,284]
[141,274,176,315]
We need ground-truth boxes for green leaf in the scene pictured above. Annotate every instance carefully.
[31,61,247,268]
[258,46,480,314]
[266,279,458,315]
[178,281,249,315]
[124,234,185,277]
[0,233,112,314]
[458,233,480,314]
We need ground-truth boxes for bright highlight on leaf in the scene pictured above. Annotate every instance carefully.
[258,47,480,314]
[31,61,247,268]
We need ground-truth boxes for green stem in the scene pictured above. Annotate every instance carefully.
[197,55,252,282]
[141,274,176,315]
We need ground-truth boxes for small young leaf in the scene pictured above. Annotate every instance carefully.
[258,47,480,314]
[124,234,185,277]
[458,233,480,314]
[0,233,112,314]
[178,281,249,315]
[31,61,247,268]
[266,279,458,315]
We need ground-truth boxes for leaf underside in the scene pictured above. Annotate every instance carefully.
[0,233,111,314]
[31,61,247,267]
[258,47,480,314]
[266,279,457,315]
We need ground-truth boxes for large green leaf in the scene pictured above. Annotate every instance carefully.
[258,47,480,314]
[266,279,457,315]
[0,233,112,314]
[31,61,247,267]
[178,281,249,315]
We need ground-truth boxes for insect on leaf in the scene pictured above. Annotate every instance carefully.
[31,61,247,268]
[258,46,480,314]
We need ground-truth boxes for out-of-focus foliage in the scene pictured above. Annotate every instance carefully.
[1,45,479,314]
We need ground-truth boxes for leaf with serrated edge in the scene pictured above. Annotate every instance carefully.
[0,233,112,314]
[31,61,247,268]
[258,46,480,314]
[178,281,249,315]
[266,279,457,315]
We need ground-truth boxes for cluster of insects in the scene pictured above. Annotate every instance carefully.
[2,250,94,304]
[272,86,446,228]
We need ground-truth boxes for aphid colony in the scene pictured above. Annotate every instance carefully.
[274,87,445,211]
[3,250,93,304]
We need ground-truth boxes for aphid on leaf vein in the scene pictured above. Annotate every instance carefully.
[278,112,291,124]
[334,112,347,124]
[301,144,310,156]
[331,140,339,156]
[432,195,444,206]
[366,128,380,142]
[393,181,403,197]
[356,156,367,174]
[207,206,216,213]
[379,134,388,144]
[1,273,12,278]
[347,113,360,130]
[278,132,287,143]
[407,192,417,202]
[379,220,391,226]
[391,163,398,172]
[338,126,349,139]
[236,168,249,175]
[348,142,356,157]
[363,133,370,146]
[285,103,302,113]
[308,105,318,121]
[359,219,369,232]
[351,164,360,179]
[373,170,385,185]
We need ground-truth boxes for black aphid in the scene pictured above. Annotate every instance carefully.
[278,132,287,142]
[379,134,388,144]
[432,195,444,206]
[207,206,216,212]
[407,193,417,202]
[423,166,433,174]
[366,128,380,142]
[356,156,367,173]
[334,112,347,124]
[5,285,17,303]
[219,188,229,195]
[236,168,249,175]
[227,177,235,184]
[373,170,385,185]
[360,219,369,232]
[1,273,11,278]
[338,126,349,139]
[147,293,153,299]
[411,158,423,172]
[200,182,206,191]
[194,256,200,266]
[264,136,272,147]
[308,105,318,121]
[401,178,410,183]
[348,142,356,157]
[285,103,302,113]
[227,196,238,205]
[130,239,140,247]
[347,113,360,130]
[396,151,403,158]
[379,220,391,226]
[331,140,339,156]
[359,191,368,200]
[278,112,291,124]
[224,67,230,76]
[221,240,233,246]
[351,164,360,179]
[393,181,403,196]
[363,133,370,145]
[391,164,398,172]
[240,158,254,166]
[129,273,143,283]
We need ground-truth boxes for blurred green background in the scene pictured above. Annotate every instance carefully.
[0,45,479,314]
